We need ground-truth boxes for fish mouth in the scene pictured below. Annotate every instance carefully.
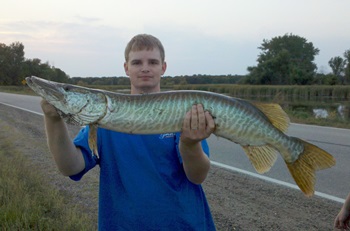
[26,76,65,101]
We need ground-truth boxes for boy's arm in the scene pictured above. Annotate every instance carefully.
[179,104,215,184]
[334,192,350,229]
[41,99,85,176]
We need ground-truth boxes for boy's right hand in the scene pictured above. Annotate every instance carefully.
[40,99,61,120]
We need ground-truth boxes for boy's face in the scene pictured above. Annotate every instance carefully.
[124,48,166,94]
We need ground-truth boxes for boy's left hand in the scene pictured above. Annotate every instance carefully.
[180,104,215,144]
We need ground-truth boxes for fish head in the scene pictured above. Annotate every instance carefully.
[26,76,107,126]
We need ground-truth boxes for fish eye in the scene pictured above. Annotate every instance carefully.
[63,85,70,91]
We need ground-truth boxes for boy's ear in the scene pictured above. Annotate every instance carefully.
[124,62,129,76]
[162,61,167,74]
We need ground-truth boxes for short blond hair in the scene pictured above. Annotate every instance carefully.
[124,34,165,63]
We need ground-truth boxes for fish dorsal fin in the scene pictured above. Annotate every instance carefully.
[242,145,278,174]
[88,124,99,159]
[251,102,290,133]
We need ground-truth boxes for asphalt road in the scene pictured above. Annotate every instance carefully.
[1,92,349,201]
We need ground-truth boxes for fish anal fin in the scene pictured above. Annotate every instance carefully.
[88,124,99,159]
[251,102,290,133]
[286,138,336,197]
[242,145,278,174]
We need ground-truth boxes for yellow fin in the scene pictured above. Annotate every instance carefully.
[88,124,99,159]
[251,102,290,133]
[286,138,335,197]
[242,145,278,174]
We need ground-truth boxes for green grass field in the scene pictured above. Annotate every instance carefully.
[0,123,95,231]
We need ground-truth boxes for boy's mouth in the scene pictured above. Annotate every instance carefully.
[139,76,152,80]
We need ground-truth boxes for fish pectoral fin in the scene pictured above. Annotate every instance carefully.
[251,102,290,133]
[286,137,335,197]
[242,145,278,174]
[88,124,99,159]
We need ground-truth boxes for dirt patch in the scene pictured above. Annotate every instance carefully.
[204,168,340,230]
[0,104,342,230]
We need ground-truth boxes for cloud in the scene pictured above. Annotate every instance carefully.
[1,0,350,78]
[0,19,133,76]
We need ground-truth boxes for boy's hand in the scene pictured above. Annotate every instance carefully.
[180,104,215,144]
[40,99,61,120]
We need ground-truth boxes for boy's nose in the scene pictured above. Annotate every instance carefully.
[141,64,150,72]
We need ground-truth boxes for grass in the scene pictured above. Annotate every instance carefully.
[285,109,350,129]
[0,85,36,95]
[172,84,350,102]
[0,123,95,231]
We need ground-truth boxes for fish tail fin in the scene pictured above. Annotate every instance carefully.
[286,138,335,197]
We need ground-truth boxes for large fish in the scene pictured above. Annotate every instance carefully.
[26,76,335,196]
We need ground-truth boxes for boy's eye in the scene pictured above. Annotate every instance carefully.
[150,60,159,65]
[131,60,141,65]
[130,59,160,65]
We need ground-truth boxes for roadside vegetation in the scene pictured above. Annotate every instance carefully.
[0,122,95,230]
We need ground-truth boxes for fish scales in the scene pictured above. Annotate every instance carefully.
[25,76,336,196]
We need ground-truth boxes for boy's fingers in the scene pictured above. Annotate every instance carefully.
[190,105,198,130]
[183,111,191,130]
[205,111,215,133]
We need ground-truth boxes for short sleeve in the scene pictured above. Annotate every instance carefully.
[69,126,99,181]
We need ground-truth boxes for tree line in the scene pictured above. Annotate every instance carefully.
[0,42,69,85]
[1,34,349,86]
[70,74,244,87]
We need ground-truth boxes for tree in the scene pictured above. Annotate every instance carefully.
[328,56,345,84]
[0,43,7,85]
[0,42,25,85]
[245,33,319,85]
[344,49,350,84]
[22,58,42,76]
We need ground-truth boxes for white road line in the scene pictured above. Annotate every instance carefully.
[211,161,345,203]
[1,101,345,204]
[0,102,44,116]
[291,122,350,132]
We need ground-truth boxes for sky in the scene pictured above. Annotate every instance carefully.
[1,0,349,77]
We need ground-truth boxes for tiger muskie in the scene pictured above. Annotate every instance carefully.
[26,76,335,196]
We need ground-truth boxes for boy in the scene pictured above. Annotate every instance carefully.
[41,34,216,230]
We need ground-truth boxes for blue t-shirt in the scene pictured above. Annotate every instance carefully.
[71,126,216,231]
